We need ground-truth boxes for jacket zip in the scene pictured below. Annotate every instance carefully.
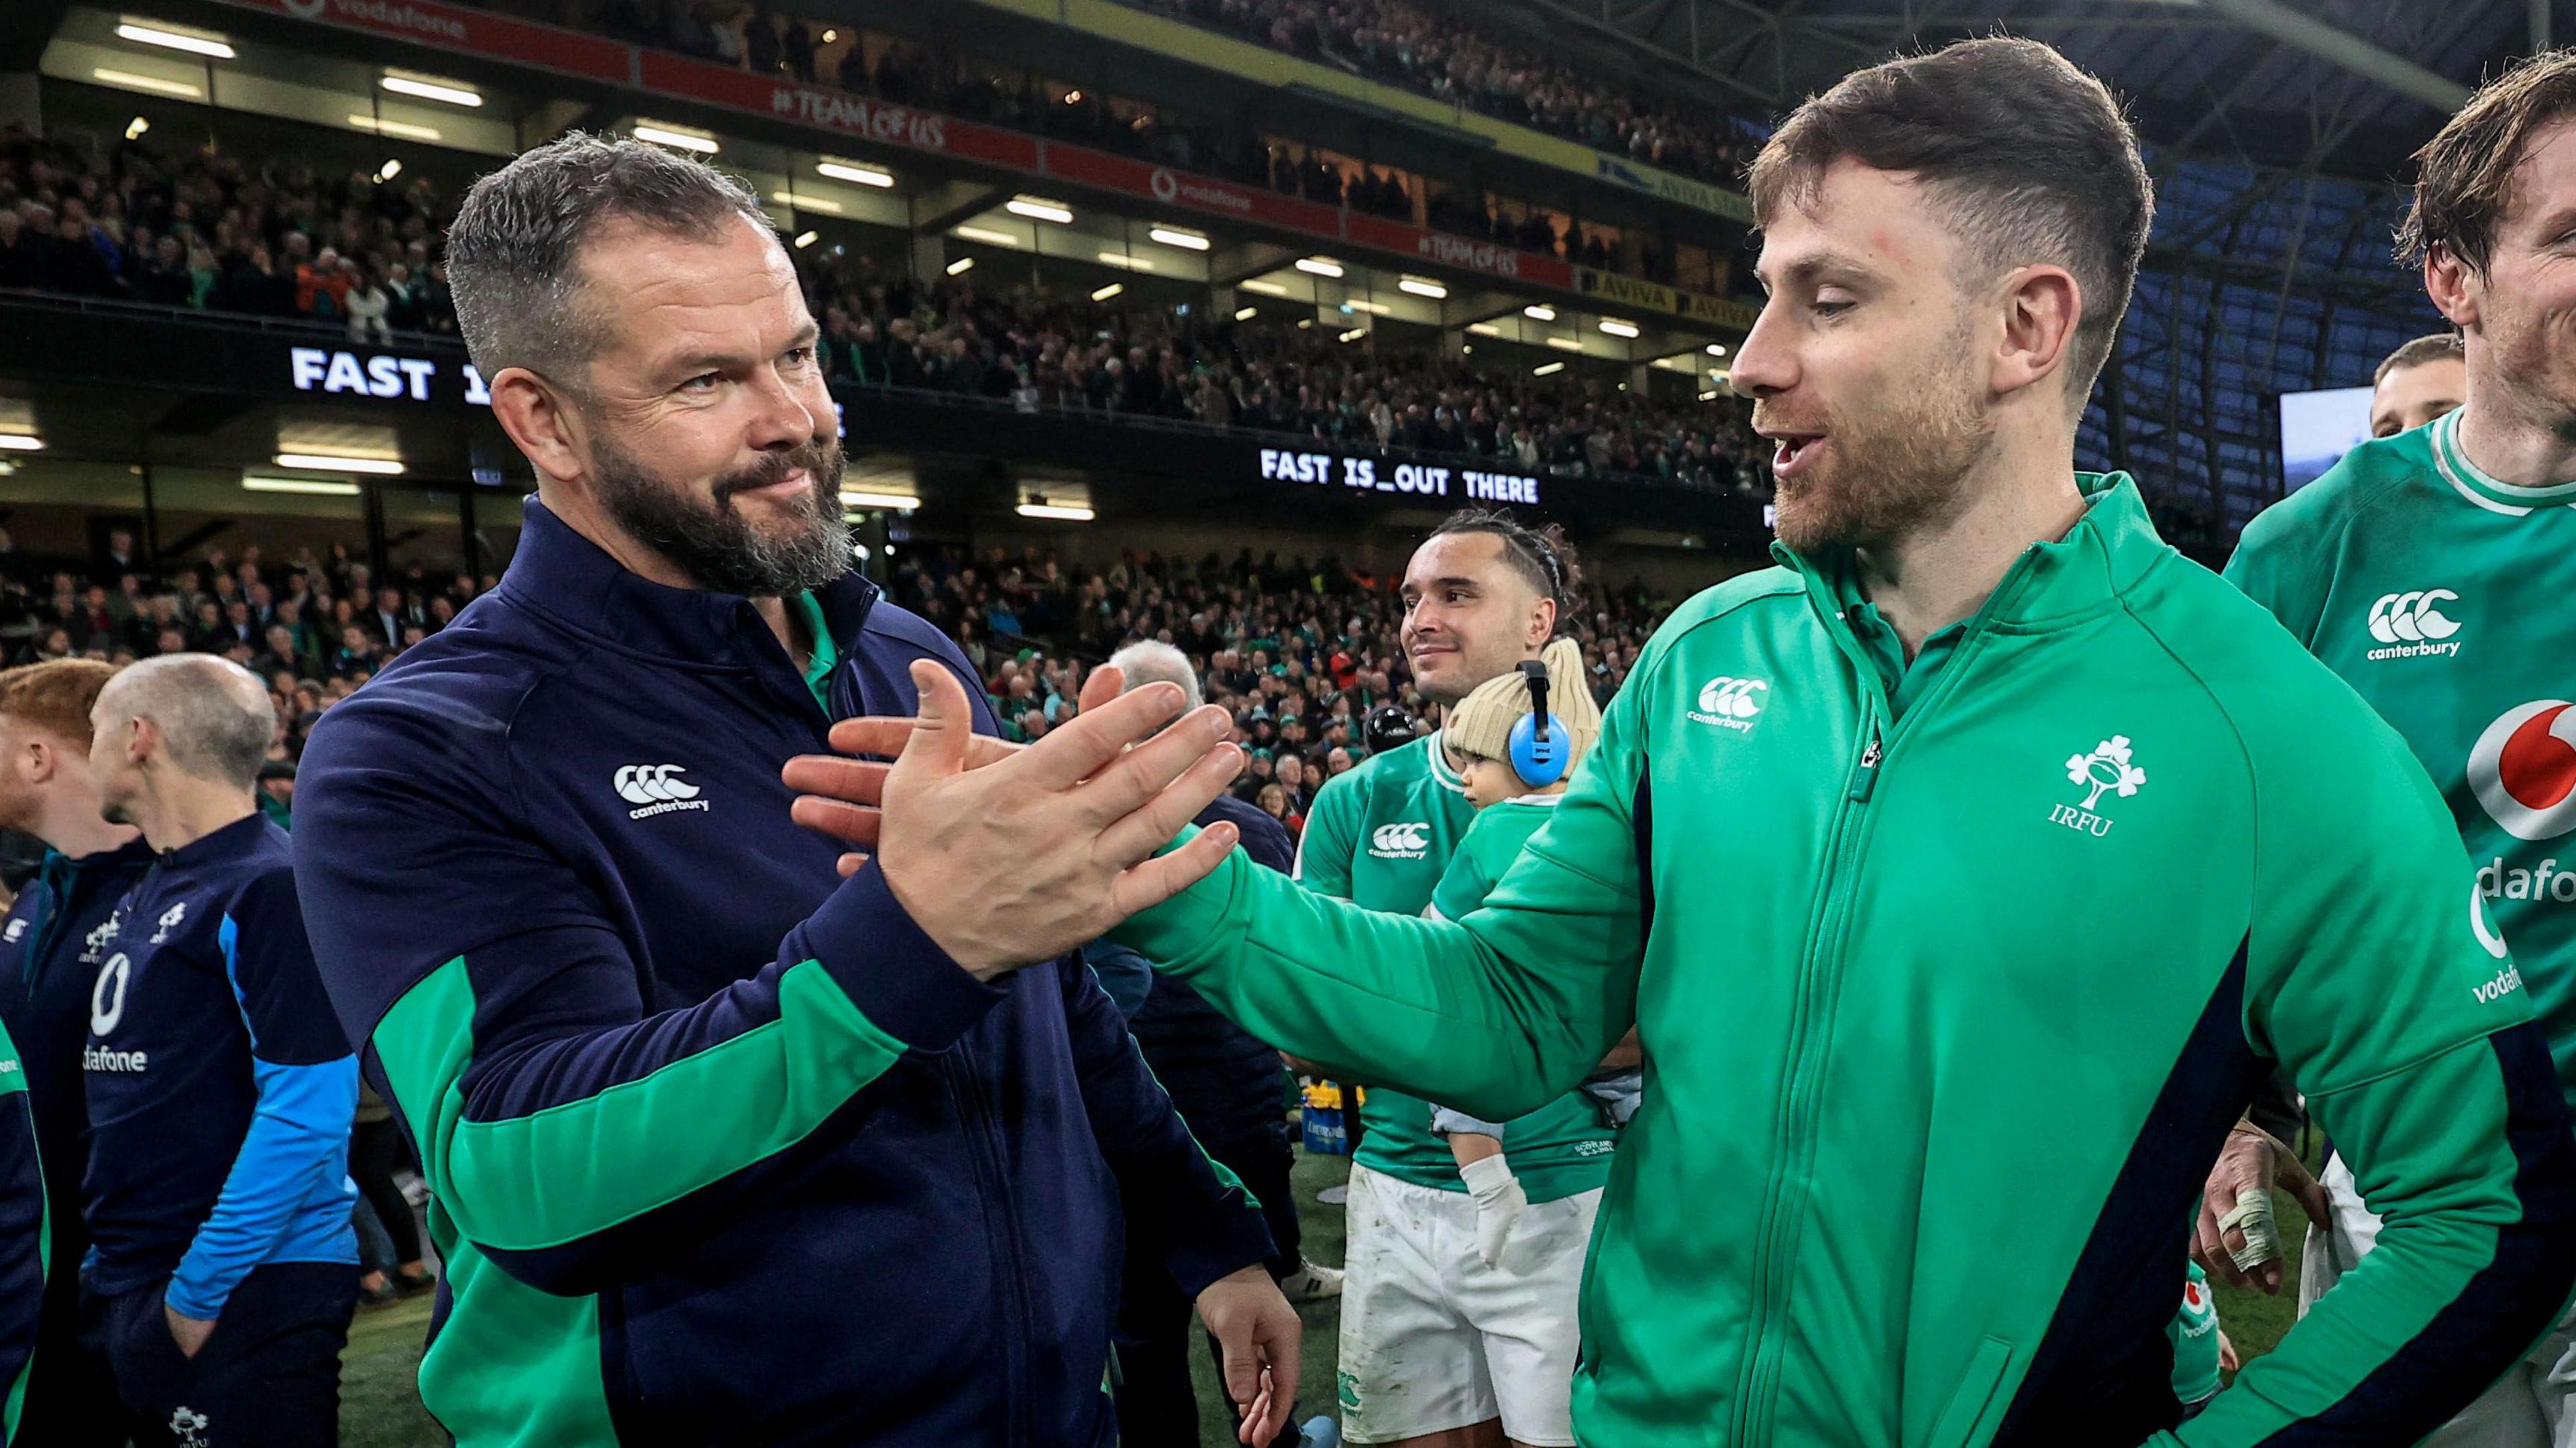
[1730,671,1886,1447]
[944,1048,1036,1447]
[1731,571,2029,1444]
[826,634,1038,1447]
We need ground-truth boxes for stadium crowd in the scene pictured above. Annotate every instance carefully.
[0,124,1768,492]
[1124,0,1758,187]
[466,0,1720,287]
[0,126,456,343]
[0,526,490,767]
[0,518,1674,854]
[810,266,1771,490]
[890,541,1671,840]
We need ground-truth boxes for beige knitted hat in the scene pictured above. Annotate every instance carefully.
[1441,636,1601,784]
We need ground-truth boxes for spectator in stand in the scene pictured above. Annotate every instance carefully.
[0,208,39,289]
[343,263,392,345]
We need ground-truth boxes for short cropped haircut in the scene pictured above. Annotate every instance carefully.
[445,131,771,386]
[2373,332,2465,388]
[2399,50,2576,274]
[0,659,117,747]
[94,655,272,789]
[1748,36,2153,404]
[1426,509,1584,634]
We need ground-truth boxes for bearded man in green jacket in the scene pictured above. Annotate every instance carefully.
[791,35,2576,1448]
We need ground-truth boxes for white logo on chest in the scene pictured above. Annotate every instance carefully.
[1688,675,1767,732]
[89,952,132,1036]
[1369,822,1430,859]
[149,903,186,944]
[2051,735,2146,838]
[616,764,712,821]
[2365,590,2463,661]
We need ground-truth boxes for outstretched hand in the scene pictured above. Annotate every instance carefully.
[782,661,1241,979]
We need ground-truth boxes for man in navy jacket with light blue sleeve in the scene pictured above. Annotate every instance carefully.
[289,132,1295,1448]
[83,654,358,1447]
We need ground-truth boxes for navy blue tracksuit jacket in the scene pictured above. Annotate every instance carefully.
[0,843,152,1314]
[291,500,1273,1447]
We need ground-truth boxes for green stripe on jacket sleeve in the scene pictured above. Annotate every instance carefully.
[373,954,912,1254]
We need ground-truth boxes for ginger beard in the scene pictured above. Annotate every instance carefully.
[590,431,851,597]
[1760,309,1994,554]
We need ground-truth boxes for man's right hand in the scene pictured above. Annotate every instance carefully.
[2194,1121,2331,1294]
[788,660,1242,981]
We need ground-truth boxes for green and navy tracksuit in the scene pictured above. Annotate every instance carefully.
[1295,741,1612,1199]
[2228,409,2576,1116]
[1120,474,2576,1447]
[290,500,1271,1447]
[0,1014,43,1445]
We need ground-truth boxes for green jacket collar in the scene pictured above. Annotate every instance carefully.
[1771,472,2169,636]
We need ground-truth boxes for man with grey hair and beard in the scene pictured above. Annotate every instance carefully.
[80,655,358,1447]
[289,133,1293,1447]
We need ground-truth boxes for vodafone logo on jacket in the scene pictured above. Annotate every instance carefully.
[2470,700,2576,841]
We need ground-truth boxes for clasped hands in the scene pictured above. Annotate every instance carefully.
[782,659,1243,980]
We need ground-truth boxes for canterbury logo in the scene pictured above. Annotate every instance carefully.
[615,765,700,805]
[1689,675,1767,732]
[1370,822,1430,858]
[2367,590,2460,644]
[616,765,711,820]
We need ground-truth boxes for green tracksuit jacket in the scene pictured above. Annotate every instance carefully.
[1118,476,2576,1448]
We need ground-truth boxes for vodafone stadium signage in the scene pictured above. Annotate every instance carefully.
[1040,148,1343,235]
[217,0,629,80]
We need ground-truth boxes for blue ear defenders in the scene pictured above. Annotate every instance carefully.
[1507,659,1570,787]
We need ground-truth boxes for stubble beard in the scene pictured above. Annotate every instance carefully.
[1766,323,1994,555]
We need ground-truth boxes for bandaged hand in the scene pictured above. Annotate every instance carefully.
[1458,1153,1529,1271]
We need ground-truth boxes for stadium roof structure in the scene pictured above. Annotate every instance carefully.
[1473,0,2555,552]
[1485,0,2537,184]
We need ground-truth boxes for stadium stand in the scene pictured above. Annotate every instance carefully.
[0,524,1668,844]
[456,0,1733,290]
[0,122,1768,494]
[1113,0,1758,187]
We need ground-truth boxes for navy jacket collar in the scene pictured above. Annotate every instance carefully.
[46,838,156,878]
[496,497,879,667]
[157,810,270,871]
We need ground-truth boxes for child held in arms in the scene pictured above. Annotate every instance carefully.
[1424,636,1640,1271]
